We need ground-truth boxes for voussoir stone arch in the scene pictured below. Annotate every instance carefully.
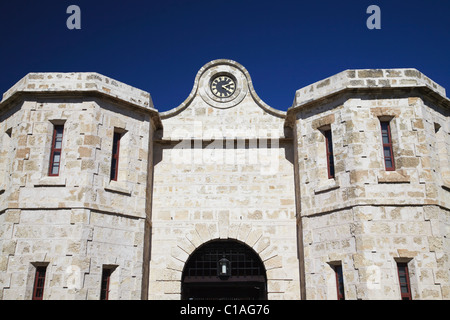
[168,223,282,284]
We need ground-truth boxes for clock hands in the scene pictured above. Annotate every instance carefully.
[210,75,235,98]
[222,84,234,93]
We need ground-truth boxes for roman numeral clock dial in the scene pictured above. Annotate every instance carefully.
[210,75,236,98]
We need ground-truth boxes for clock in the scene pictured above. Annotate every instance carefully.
[210,75,236,98]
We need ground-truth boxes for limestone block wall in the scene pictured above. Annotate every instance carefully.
[291,69,450,300]
[150,140,299,299]
[0,73,157,300]
[0,208,145,299]
[295,94,449,214]
[302,205,449,300]
[1,64,449,300]
[148,60,300,300]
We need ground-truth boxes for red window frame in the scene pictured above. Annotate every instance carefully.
[334,264,345,300]
[100,268,112,300]
[32,266,47,300]
[381,121,395,171]
[110,132,121,181]
[324,129,335,179]
[397,262,412,300]
[48,125,64,176]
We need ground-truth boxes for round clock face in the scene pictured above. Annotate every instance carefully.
[210,75,236,98]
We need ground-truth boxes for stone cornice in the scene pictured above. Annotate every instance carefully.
[1,67,448,132]
[285,68,450,127]
[0,72,162,127]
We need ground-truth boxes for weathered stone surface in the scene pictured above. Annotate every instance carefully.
[0,60,449,300]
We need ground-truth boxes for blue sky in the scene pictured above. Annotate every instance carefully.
[0,0,449,112]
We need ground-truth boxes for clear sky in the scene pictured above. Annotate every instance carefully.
[0,0,449,112]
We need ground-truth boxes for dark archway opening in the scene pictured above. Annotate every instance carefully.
[181,239,267,300]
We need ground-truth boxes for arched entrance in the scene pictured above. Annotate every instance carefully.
[181,239,267,300]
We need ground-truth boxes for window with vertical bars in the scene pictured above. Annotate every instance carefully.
[397,262,412,300]
[324,129,335,179]
[334,264,345,300]
[100,268,112,300]
[110,132,121,181]
[380,121,395,171]
[32,266,47,300]
[49,125,64,176]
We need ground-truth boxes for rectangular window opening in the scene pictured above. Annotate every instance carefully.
[32,266,47,300]
[100,267,112,300]
[324,129,335,179]
[110,132,122,181]
[334,264,345,300]
[397,262,412,300]
[380,121,395,171]
[49,125,64,176]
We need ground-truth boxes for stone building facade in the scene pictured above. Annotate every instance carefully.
[0,59,449,300]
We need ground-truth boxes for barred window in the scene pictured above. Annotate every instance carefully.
[49,125,64,176]
[100,268,112,300]
[380,121,395,171]
[32,266,47,300]
[334,264,345,300]
[324,129,335,179]
[110,132,122,181]
[397,262,412,300]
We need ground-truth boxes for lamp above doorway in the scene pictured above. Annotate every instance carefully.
[217,257,231,278]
